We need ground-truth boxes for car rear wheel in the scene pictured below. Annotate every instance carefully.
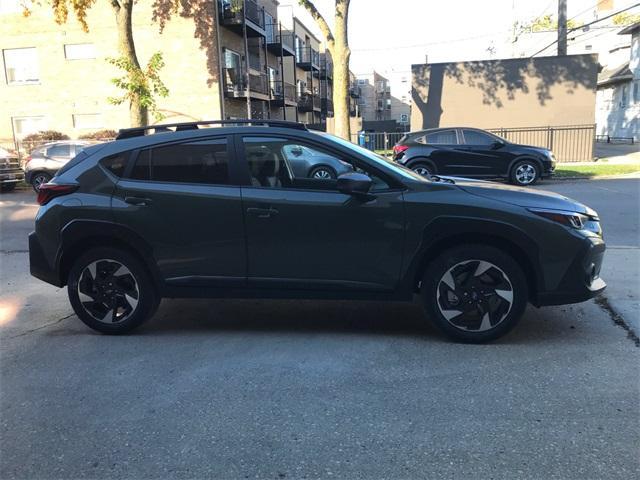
[309,166,336,179]
[411,163,433,177]
[421,245,527,343]
[67,247,159,334]
[510,160,539,186]
[31,172,52,192]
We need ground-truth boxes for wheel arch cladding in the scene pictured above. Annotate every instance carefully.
[58,220,162,289]
[408,217,542,301]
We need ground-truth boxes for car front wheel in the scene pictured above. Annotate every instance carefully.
[309,166,336,179]
[421,245,528,343]
[67,247,159,334]
[510,160,539,186]
[31,172,52,192]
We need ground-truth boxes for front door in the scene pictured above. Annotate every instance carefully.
[456,129,509,176]
[112,136,246,285]
[238,135,405,292]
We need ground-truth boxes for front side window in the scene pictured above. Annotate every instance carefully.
[242,136,389,191]
[462,129,495,146]
[423,129,458,145]
[130,138,230,185]
[3,47,38,84]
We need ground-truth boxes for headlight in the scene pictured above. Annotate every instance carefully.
[529,208,602,237]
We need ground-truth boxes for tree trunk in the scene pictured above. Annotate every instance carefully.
[331,48,351,141]
[331,1,351,140]
[112,1,148,127]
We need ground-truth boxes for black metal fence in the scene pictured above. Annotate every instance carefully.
[351,124,596,162]
[487,124,596,162]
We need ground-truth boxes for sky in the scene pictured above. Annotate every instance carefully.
[279,0,640,77]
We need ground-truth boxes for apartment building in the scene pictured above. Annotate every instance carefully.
[0,0,334,141]
[354,71,392,121]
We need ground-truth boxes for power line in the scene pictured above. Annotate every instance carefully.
[530,2,640,57]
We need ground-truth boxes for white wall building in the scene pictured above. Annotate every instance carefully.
[595,22,640,141]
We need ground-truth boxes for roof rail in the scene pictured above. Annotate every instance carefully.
[115,119,307,140]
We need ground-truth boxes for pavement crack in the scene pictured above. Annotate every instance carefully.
[595,296,639,347]
[7,312,76,339]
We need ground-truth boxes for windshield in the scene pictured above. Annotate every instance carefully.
[316,131,430,183]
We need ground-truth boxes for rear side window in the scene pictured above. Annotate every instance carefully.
[47,144,72,157]
[101,153,128,177]
[424,130,458,145]
[130,138,230,185]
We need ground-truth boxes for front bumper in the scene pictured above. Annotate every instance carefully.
[536,236,606,306]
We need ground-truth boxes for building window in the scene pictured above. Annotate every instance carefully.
[64,43,96,60]
[12,116,46,138]
[620,85,628,107]
[3,47,39,84]
[73,113,102,129]
[357,79,366,85]
[634,80,639,104]
[400,113,409,123]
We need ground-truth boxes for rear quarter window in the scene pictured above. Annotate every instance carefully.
[100,153,128,178]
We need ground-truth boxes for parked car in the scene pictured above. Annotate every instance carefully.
[392,127,556,186]
[24,140,94,192]
[29,120,605,343]
[0,147,25,192]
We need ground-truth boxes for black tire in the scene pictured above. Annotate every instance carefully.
[510,160,539,186]
[309,166,337,179]
[1,183,16,192]
[410,162,433,177]
[421,245,528,343]
[31,172,52,192]
[67,247,159,334]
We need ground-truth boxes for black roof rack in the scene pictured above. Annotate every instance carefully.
[115,119,307,140]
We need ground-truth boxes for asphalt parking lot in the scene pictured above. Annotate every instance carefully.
[1,179,639,479]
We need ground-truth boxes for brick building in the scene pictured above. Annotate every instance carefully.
[0,0,339,141]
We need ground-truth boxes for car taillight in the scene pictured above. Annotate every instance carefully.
[37,183,78,206]
[393,145,409,155]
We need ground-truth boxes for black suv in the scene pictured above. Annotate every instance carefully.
[29,121,605,343]
[393,127,556,186]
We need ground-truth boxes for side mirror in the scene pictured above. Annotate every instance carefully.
[491,140,505,150]
[337,172,373,198]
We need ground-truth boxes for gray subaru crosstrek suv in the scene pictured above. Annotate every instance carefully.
[29,120,606,343]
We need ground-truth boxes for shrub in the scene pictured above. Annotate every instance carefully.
[78,129,118,140]
[22,130,70,143]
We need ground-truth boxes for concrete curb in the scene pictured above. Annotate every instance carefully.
[545,172,640,183]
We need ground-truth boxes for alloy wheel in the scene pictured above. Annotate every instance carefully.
[312,168,333,179]
[436,260,514,332]
[515,164,536,185]
[32,174,50,191]
[77,259,139,324]
[412,166,431,177]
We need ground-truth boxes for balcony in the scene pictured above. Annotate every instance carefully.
[320,53,333,79]
[270,80,297,107]
[266,24,296,57]
[298,91,321,112]
[218,0,265,37]
[321,98,333,115]
[296,46,320,71]
[249,72,269,99]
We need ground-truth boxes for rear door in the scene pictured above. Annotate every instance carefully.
[420,129,465,174]
[112,136,246,285]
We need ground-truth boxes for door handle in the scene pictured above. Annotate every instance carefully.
[246,207,279,218]
[125,196,153,206]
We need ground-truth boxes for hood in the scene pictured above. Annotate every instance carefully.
[450,178,590,214]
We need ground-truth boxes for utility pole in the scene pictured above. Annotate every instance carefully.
[558,0,567,56]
